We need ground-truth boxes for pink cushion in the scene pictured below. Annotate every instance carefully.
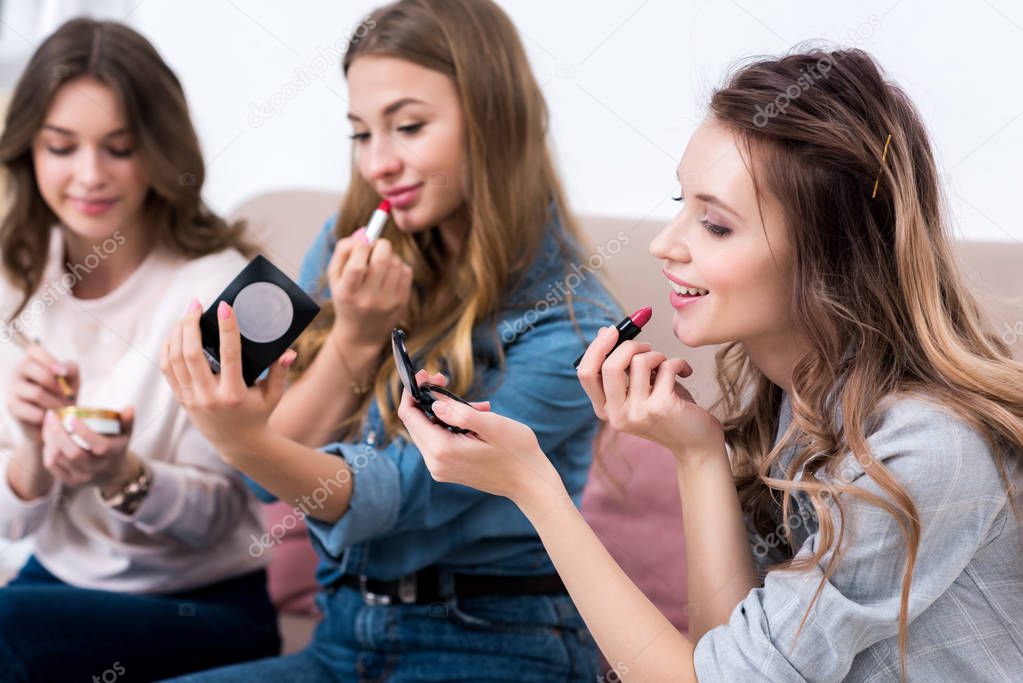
[261,501,321,616]
[581,429,689,635]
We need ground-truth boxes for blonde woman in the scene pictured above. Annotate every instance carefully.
[161,0,618,680]
[399,48,1023,681]
[0,19,278,682]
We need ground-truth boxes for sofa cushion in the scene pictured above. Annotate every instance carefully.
[262,501,320,617]
[581,428,690,635]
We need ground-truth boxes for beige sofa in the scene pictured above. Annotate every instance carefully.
[232,190,1023,653]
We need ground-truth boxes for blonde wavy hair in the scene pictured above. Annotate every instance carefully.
[293,0,601,443]
[703,47,1023,679]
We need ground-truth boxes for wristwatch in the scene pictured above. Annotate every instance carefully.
[98,463,152,515]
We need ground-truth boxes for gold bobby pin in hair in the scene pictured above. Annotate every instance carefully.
[871,133,892,199]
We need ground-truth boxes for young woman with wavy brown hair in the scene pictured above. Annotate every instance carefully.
[0,18,279,682]
[160,0,618,680]
[400,47,1023,681]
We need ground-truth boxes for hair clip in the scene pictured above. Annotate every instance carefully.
[871,133,892,199]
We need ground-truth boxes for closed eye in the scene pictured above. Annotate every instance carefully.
[700,219,731,238]
[397,122,424,135]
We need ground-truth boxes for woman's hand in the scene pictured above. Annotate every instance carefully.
[40,407,137,492]
[328,228,413,348]
[576,326,725,464]
[397,371,568,514]
[5,344,79,444]
[160,299,296,462]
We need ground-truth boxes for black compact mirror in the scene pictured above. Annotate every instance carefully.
[200,255,319,386]
[392,328,472,434]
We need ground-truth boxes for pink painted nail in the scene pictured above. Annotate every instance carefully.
[188,299,201,313]
[218,301,231,319]
[354,227,369,244]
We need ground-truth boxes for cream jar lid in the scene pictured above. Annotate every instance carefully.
[57,407,123,436]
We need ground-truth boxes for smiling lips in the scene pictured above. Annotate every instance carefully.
[69,196,118,216]
[663,269,709,309]
[382,182,423,209]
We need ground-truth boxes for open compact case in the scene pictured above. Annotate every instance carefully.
[200,255,320,386]
[392,328,472,434]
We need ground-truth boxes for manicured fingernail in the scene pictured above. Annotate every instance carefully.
[188,298,200,313]
[354,227,369,244]
[218,301,231,319]
[52,363,68,375]
[282,350,297,367]
[432,400,448,416]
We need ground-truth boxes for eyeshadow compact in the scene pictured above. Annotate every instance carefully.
[392,328,472,434]
[200,255,320,386]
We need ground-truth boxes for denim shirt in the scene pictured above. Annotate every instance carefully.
[695,390,1023,681]
[253,212,620,585]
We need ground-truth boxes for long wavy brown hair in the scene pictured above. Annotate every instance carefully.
[704,47,1023,678]
[294,0,608,443]
[0,17,253,318]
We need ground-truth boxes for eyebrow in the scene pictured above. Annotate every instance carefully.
[675,169,744,220]
[694,192,742,219]
[41,124,128,138]
[347,97,426,122]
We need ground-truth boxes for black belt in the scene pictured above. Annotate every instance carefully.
[333,566,567,606]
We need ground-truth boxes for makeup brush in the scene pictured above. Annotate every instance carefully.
[8,326,74,399]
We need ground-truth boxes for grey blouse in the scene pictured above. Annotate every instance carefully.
[694,391,1023,681]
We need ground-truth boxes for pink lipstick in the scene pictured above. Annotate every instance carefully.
[574,306,652,368]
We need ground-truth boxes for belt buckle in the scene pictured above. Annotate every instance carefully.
[398,573,418,604]
[358,575,391,606]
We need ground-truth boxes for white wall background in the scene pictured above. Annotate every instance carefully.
[0,0,1020,243]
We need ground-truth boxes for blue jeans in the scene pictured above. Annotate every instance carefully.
[167,581,600,682]
[0,556,280,682]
